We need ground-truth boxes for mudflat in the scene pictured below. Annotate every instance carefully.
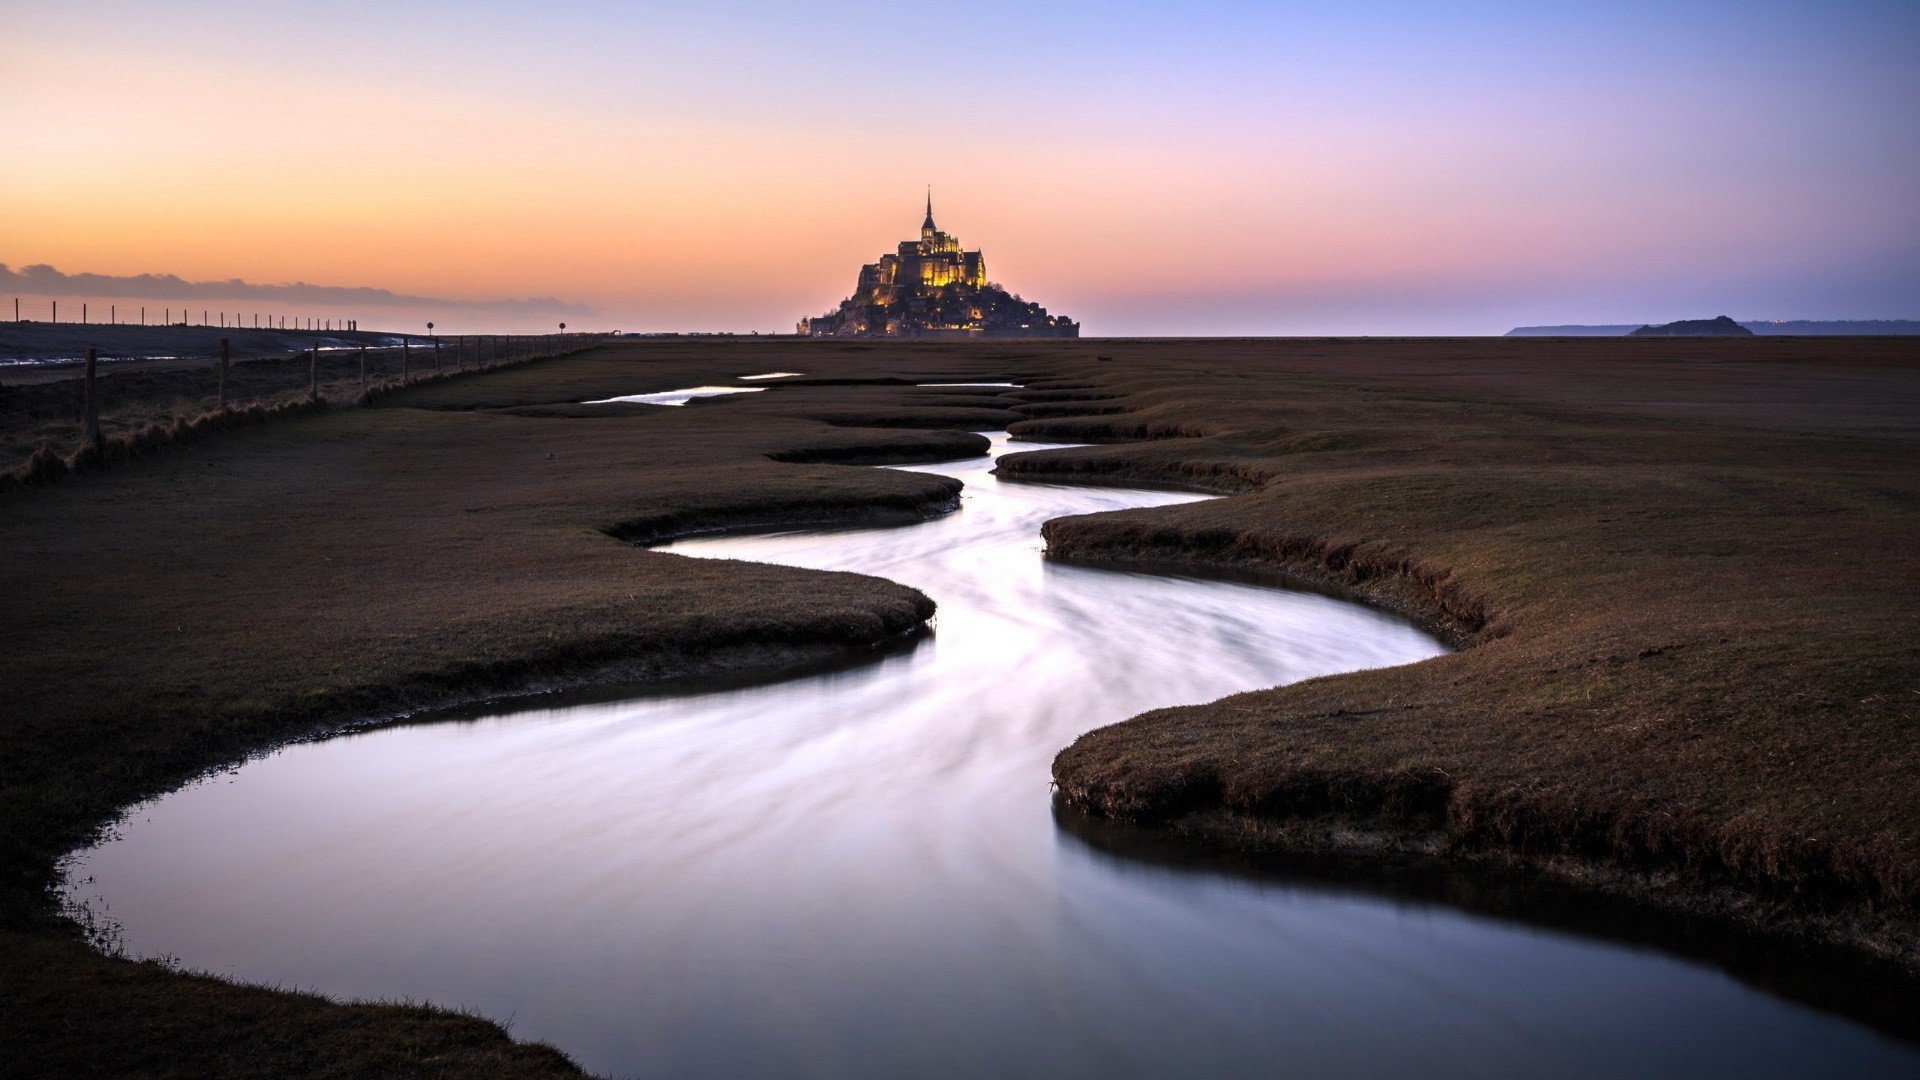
[2,336,1915,1074]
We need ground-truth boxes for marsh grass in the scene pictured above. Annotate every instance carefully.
[0,340,601,480]
[999,338,1920,963]
[0,339,1027,1076]
[8,335,1917,1073]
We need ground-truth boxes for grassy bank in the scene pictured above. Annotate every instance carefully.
[1,340,1030,1076]
[997,337,1920,968]
[6,335,1916,1073]
[0,332,602,474]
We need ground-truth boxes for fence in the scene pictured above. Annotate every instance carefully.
[2,333,607,487]
[6,296,379,332]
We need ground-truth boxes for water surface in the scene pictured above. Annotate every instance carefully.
[586,385,766,405]
[63,435,1919,1078]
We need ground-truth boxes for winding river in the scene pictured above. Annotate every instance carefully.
[62,433,1919,1078]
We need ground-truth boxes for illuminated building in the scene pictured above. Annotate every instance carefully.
[799,194,1078,338]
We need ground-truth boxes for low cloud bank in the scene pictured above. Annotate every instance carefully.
[0,263,594,318]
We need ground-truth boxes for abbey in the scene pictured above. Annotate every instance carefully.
[799,196,1078,338]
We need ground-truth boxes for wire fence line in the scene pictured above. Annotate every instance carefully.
[6,296,378,332]
[1,332,606,485]
[7,295,583,337]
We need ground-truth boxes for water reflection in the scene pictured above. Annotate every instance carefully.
[62,436,1919,1078]
[585,385,766,405]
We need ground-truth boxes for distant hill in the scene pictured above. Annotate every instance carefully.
[1508,319,1920,337]
[1627,316,1753,337]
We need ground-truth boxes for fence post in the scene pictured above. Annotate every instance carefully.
[402,337,410,382]
[309,344,319,401]
[359,343,368,389]
[433,335,441,370]
[52,300,57,324]
[219,338,230,407]
[83,348,101,448]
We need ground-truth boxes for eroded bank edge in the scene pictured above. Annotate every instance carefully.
[998,432,1917,984]
[24,417,1003,1075]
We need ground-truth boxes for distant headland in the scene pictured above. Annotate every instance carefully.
[1507,318,1920,336]
[799,195,1078,338]
[1627,315,1753,337]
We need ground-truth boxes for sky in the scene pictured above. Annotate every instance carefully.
[3,0,1916,335]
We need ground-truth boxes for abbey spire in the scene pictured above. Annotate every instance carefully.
[799,196,1078,339]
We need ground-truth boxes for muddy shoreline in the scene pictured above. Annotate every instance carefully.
[1054,805,1920,1044]
[1016,460,1918,979]
[2,342,1039,1076]
[1005,339,1919,985]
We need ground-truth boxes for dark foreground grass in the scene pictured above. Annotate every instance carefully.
[1000,337,1920,968]
[1,339,1030,1077]
[1,340,466,472]
[3,935,585,1079]
[5,335,1916,1073]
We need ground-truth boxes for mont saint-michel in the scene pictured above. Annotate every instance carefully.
[799,196,1078,338]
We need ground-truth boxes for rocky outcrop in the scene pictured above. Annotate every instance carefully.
[1627,315,1755,337]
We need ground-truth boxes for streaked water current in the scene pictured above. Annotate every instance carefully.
[62,434,1919,1078]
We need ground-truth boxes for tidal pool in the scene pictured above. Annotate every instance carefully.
[63,435,1919,1078]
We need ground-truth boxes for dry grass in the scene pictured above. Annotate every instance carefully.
[0,339,1030,1077]
[0,341,597,487]
[1,933,585,1079]
[996,338,1920,963]
[8,334,1916,1072]
[0,336,583,470]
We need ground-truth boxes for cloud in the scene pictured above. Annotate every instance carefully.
[0,263,594,318]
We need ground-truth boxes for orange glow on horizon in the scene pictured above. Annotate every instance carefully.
[5,4,1914,334]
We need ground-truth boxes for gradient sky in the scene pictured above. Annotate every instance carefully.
[5,1,1916,334]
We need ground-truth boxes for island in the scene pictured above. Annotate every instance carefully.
[799,196,1079,338]
[1626,315,1755,337]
